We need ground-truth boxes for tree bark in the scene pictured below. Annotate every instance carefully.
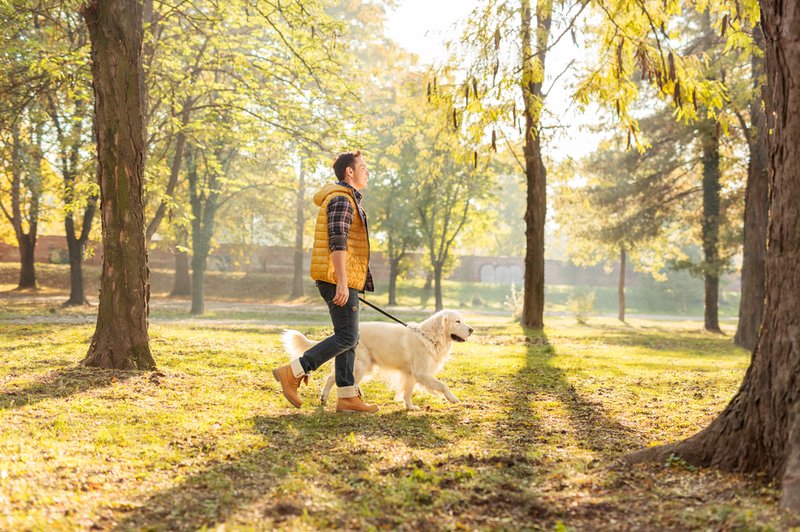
[190,252,207,315]
[700,120,721,333]
[734,34,769,351]
[290,159,306,299]
[520,0,552,330]
[618,245,626,322]
[81,0,155,370]
[170,228,191,296]
[17,236,37,289]
[388,256,401,306]
[627,4,800,512]
[433,262,443,312]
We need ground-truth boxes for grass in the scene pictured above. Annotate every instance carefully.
[0,296,788,530]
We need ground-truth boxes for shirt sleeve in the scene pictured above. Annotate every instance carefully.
[327,196,354,251]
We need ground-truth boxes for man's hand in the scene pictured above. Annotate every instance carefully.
[333,281,349,307]
[331,250,349,306]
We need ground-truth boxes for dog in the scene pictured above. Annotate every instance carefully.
[281,310,474,410]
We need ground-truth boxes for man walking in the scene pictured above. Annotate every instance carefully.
[273,151,378,414]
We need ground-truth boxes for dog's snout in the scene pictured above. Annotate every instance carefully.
[468,326,474,335]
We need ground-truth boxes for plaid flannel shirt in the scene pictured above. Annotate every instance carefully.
[327,181,374,292]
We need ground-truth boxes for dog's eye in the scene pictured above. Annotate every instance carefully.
[456,319,461,323]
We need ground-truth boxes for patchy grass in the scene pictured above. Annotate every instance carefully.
[0,303,787,530]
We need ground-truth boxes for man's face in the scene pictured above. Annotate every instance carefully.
[347,155,370,190]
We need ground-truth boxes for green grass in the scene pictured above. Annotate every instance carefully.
[0,301,787,530]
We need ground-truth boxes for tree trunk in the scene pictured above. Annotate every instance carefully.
[6,121,39,290]
[63,196,97,306]
[735,34,769,350]
[290,159,306,299]
[433,263,443,312]
[187,147,220,316]
[618,245,626,322]
[388,256,401,306]
[627,3,800,512]
[190,252,206,315]
[701,121,721,333]
[170,231,191,296]
[17,236,37,289]
[64,225,87,305]
[519,0,552,330]
[81,0,155,370]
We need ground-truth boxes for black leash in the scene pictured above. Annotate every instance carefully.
[358,296,408,327]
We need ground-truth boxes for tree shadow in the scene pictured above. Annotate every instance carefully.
[0,366,138,411]
[498,330,642,457]
[111,408,460,531]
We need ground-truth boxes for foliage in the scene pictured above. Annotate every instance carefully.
[577,0,761,146]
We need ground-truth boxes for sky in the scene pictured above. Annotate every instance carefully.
[383,0,604,163]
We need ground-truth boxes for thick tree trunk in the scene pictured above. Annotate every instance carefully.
[433,263,443,312]
[735,39,769,351]
[519,0,552,330]
[627,4,800,512]
[290,160,306,299]
[81,0,155,370]
[17,236,37,289]
[618,245,626,322]
[701,121,721,333]
[388,256,401,306]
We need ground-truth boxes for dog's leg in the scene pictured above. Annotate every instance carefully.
[414,374,459,404]
[403,377,419,410]
[320,373,335,405]
[353,356,370,400]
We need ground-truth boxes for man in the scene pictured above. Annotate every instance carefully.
[273,150,378,414]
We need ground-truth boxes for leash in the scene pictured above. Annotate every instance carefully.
[358,296,408,327]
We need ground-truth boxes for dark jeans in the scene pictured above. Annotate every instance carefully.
[298,281,359,387]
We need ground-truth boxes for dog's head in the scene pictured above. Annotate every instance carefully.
[428,310,474,343]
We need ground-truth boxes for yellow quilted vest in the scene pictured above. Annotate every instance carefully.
[309,183,370,290]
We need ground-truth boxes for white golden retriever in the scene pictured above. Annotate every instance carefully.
[281,310,474,410]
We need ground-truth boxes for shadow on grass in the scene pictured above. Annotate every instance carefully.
[0,366,138,411]
[111,408,462,531]
[501,330,642,457]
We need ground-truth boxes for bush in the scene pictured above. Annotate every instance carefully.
[567,289,596,324]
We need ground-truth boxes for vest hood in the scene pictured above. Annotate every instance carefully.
[313,183,353,207]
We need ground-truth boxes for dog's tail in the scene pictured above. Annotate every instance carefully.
[281,330,318,358]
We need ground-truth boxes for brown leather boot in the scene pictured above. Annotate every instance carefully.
[336,395,379,414]
[272,364,308,408]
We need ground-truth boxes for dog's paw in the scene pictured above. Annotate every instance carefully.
[406,405,421,411]
[446,395,460,404]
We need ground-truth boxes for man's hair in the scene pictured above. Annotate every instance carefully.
[332,150,362,180]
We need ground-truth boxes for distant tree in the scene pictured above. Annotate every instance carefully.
[0,119,45,290]
[448,0,575,328]
[555,113,697,321]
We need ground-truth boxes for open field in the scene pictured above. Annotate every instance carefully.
[0,295,787,530]
[0,263,743,318]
